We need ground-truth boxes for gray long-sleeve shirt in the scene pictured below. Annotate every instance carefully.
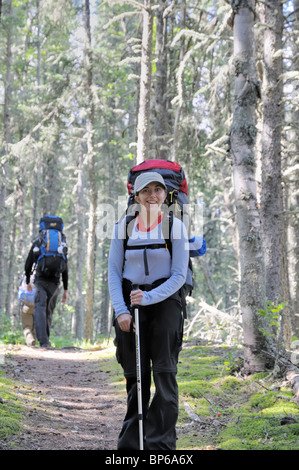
[108,214,189,318]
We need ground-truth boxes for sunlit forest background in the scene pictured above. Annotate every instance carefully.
[0,0,298,363]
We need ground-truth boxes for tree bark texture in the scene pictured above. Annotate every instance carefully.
[84,0,97,341]
[0,0,12,313]
[74,148,85,339]
[260,1,293,347]
[288,0,299,337]
[154,0,168,159]
[260,0,283,304]
[136,0,153,164]
[171,0,186,162]
[230,0,271,373]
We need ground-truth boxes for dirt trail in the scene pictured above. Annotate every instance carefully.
[1,345,125,450]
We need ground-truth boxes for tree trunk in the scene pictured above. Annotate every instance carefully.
[260,0,293,347]
[84,0,97,342]
[100,242,109,336]
[154,0,168,159]
[6,180,25,319]
[5,187,17,318]
[0,0,13,313]
[288,0,299,337]
[74,148,85,339]
[40,131,61,215]
[260,1,283,303]
[136,0,153,164]
[172,0,185,162]
[230,0,272,373]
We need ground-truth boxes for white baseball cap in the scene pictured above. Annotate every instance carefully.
[134,172,167,193]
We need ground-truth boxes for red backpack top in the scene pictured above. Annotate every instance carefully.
[127,159,189,210]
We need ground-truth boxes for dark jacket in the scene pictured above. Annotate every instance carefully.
[25,240,68,290]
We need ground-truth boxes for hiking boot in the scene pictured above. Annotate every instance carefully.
[39,342,53,349]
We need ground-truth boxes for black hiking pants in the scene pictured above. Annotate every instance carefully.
[34,279,59,347]
[114,279,184,450]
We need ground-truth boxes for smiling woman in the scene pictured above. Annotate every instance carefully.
[108,171,189,450]
[134,180,167,227]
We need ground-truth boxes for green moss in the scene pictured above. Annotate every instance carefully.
[258,399,299,417]
[179,379,218,397]
[0,416,22,439]
[176,433,207,450]
[249,391,277,409]
[219,376,242,391]
[176,342,299,451]
[177,345,224,383]
[219,416,299,450]
[0,376,25,441]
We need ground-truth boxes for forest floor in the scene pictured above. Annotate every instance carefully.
[1,339,299,451]
[0,344,124,450]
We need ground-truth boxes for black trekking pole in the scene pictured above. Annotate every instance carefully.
[132,284,144,450]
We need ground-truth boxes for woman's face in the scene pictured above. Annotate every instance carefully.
[135,182,166,213]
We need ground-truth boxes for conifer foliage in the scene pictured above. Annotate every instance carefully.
[0,1,298,373]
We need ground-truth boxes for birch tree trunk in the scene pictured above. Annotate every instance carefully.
[136,0,153,164]
[31,0,40,236]
[230,0,272,373]
[6,180,24,318]
[84,0,97,341]
[0,0,12,313]
[154,0,168,159]
[172,0,185,162]
[6,187,17,318]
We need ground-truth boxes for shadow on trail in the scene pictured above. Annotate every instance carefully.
[1,346,125,450]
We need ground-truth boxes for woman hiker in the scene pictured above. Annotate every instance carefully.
[108,171,189,450]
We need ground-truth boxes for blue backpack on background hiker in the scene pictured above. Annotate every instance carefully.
[126,159,207,317]
[34,215,68,278]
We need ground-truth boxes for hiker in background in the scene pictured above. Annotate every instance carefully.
[21,303,36,347]
[24,215,68,349]
[108,172,189,450]
[18,272,37,347]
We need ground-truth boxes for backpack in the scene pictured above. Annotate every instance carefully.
[35,215,67,278]
[125,159,206,318]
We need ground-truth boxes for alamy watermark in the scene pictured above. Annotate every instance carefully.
[96,197,204,243]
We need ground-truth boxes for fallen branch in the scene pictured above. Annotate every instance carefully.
[183,401,204,423]
[198,300,240,324]
[196,388,217,414]
[185,308,203,339]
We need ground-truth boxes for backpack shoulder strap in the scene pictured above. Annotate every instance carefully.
[161,211,173,257]
[123,211,173,253]
[124,213,137,253]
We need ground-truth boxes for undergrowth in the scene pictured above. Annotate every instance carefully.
[0,337,298,450]
[0,374,24,443]
[96,339,299,450]
[175,340,299,450]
